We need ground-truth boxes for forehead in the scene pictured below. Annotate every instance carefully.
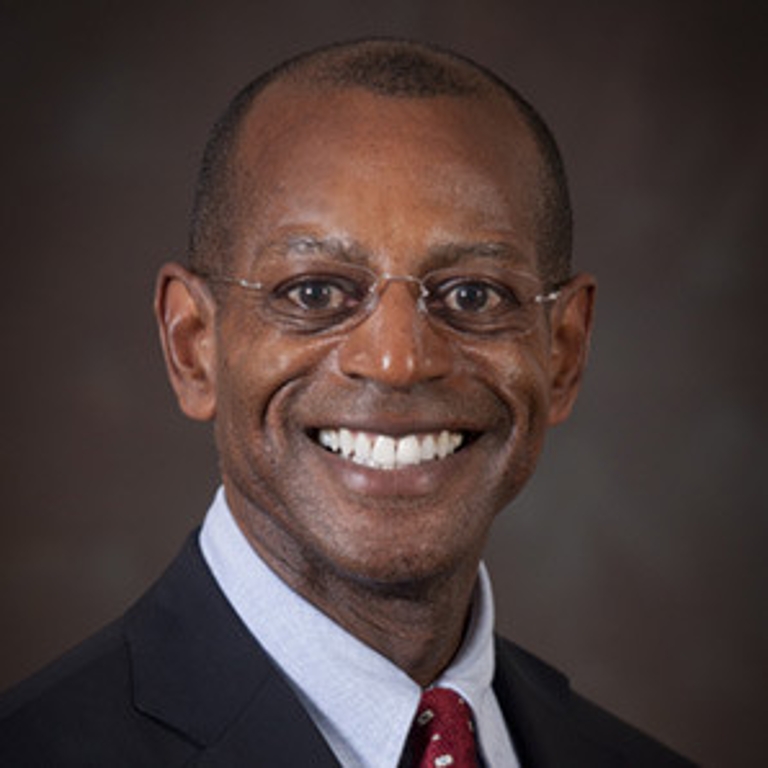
[228,82,543,268]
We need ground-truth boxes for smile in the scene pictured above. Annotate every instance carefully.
[316,428,465,471]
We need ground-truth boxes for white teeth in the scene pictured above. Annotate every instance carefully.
[354,432,371,464]
[319,430,340,452]
[316,428,466,470]
[421,434,436,461]
[395,435,420,466]
[436,430,451,459]
[372,435,396,469]
[339,428,355,458]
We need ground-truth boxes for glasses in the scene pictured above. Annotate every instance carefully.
[198,261,562,336]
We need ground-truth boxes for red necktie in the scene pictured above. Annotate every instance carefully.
[407,687,480,767]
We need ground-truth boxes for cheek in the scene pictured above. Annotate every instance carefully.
[212,331,328,518]
[215,316,335,444]
[472,335,551,415]
[467,338,552,465]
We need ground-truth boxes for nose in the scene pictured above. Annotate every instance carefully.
[337,280,453,388]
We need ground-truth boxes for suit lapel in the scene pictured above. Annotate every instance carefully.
[123,534,624,767]
[493,638,623,768]
[124,533,340,767]
[190,670,340,768]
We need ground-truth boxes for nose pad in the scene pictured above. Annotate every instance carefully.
[337,279,453,387]
[377,273,428,311]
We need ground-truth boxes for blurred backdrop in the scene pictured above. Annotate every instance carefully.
[1,1,766,765]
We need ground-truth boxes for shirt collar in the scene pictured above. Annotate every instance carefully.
[200,486,498,767]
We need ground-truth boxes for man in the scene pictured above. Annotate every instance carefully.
[0,39,694,766]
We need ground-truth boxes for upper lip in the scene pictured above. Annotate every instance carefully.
[295,389,499,438]
[305,417,483,438]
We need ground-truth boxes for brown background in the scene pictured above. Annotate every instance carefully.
[1,1,766,765]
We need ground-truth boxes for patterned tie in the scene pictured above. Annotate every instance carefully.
[407,687,480,767]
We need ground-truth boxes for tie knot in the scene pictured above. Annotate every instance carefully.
[408,687,479,767]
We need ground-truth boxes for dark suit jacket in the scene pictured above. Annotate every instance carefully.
[0,534,695,767]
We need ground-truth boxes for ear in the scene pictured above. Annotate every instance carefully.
[154,262,217,421]
[547,273,597,425]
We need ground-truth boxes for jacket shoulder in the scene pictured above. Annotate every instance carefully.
[494,637,697,767]
[0,574,199,766]
[0,531,334,768]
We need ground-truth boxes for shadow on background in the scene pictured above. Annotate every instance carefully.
[1,2,766,765]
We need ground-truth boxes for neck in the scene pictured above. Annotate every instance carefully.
[262,543,481,687]
[226,488,487,686]
[307,566,481,687]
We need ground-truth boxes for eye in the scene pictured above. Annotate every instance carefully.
[438,279,518,314]
[273,274,368,315]
[287,280,345,310]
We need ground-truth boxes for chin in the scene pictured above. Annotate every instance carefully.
[310,534,477,596]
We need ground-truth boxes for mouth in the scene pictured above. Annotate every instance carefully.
[311,427,474,471]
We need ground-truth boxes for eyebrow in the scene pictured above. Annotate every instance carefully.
[423,241,530,270]
[258,235,369,264]
[256,233,530,270]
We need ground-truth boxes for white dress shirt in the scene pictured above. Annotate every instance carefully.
[200,486,520,768]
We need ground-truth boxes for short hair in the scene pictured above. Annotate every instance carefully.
[188,39,572,284]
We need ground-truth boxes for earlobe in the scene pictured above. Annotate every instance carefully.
[154,262,217,422]
[547,273,596,425]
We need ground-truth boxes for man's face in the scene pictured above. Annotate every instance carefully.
[193,85,586,588]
